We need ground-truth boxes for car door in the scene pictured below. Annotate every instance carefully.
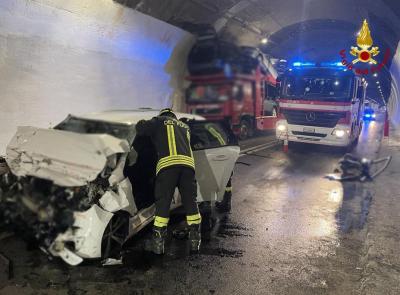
[189,121,240,202]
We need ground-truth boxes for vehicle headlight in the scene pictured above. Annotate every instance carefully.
[276,123,287,132]
[372,113,376,118]
[333,129,346,138]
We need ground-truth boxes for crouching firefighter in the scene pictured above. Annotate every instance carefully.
[136,108,202,254]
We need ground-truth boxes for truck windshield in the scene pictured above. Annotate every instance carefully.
[54,116,136,143]
[187,84,241,103]
[282,76,352,102]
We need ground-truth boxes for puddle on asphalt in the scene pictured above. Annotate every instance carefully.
[336,182,374,233]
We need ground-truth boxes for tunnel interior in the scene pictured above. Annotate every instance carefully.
[1,1,400,294]
[114,0,400,125]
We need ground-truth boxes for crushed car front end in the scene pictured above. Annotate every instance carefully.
[0,123,136,265]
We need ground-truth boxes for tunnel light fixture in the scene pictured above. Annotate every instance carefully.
[261,38,268,44]
[373,73,378,77]
[376,81,380,84]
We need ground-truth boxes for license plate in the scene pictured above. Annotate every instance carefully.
[303,127,315,133]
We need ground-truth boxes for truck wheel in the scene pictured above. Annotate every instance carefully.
[239,119,253,140]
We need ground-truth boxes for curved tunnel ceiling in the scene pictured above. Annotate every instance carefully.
[115,0,400,115]
[115,0,400,45]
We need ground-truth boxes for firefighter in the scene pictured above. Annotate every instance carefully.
[136,108,201,254]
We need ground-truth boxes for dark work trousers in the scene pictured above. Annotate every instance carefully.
[154,166,199,219]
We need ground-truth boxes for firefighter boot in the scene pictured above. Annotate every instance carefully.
[216,191,232,213]
[145,226,167,255]
[188,224,201,253]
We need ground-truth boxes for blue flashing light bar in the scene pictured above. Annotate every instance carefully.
[320,62,345,67]
[292,62,316,67]
[291,61,346,68]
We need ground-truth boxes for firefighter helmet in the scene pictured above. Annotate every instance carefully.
[159,108,177,118]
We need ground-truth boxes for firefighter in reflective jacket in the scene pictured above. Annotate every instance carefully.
[136,108,201,254]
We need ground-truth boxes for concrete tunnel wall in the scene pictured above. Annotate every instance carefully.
[389,42,400,127]
[0,0,195,155]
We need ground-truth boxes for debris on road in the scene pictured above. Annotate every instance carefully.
[0,232,13,241]
[325,154,392,182]
[102,257,123,266]
[0,252,11,287]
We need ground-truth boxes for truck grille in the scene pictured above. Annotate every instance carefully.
[282,109,346,128]
[194,108,222,115]
[292,131,327,138]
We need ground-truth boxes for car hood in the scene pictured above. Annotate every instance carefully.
[6,126,130,187]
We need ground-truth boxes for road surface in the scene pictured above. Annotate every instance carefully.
[1,113,399,295]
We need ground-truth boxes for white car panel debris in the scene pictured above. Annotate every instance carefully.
[49,205,113,264]
[72,205,113,259]
[6,126,130,187]
[49,243,84,266]
[109,154,129,186]
[99,178,137,216]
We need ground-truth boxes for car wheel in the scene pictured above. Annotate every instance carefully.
[101,211,129,260]
[239,119,253,140]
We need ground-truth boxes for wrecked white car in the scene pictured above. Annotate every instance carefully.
[0,110,240,265]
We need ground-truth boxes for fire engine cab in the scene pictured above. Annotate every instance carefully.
[276,62,367,148]
[186,67,279,140]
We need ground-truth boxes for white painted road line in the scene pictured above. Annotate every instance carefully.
[239,140,280,157]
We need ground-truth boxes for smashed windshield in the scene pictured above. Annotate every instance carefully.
[283,76,352,102]
[55,116,136,144]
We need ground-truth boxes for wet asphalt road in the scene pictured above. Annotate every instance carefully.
[0,113,395,295]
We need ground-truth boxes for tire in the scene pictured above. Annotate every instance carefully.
[239,119,254,140]
[101,211,130,260]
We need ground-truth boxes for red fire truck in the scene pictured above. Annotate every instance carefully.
[275,62,366,148]
[186,67,279,139]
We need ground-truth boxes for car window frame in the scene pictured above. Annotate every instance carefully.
[187,120,238,151]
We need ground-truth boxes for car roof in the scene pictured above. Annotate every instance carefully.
[73,109,206,125]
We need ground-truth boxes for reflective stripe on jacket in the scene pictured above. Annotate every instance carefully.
[136,116,195,174]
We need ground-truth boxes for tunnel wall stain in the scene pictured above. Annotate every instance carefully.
[0,0,194,155]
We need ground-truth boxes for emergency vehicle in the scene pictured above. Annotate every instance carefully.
[276,62,366,148]
[186,66,279,140]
